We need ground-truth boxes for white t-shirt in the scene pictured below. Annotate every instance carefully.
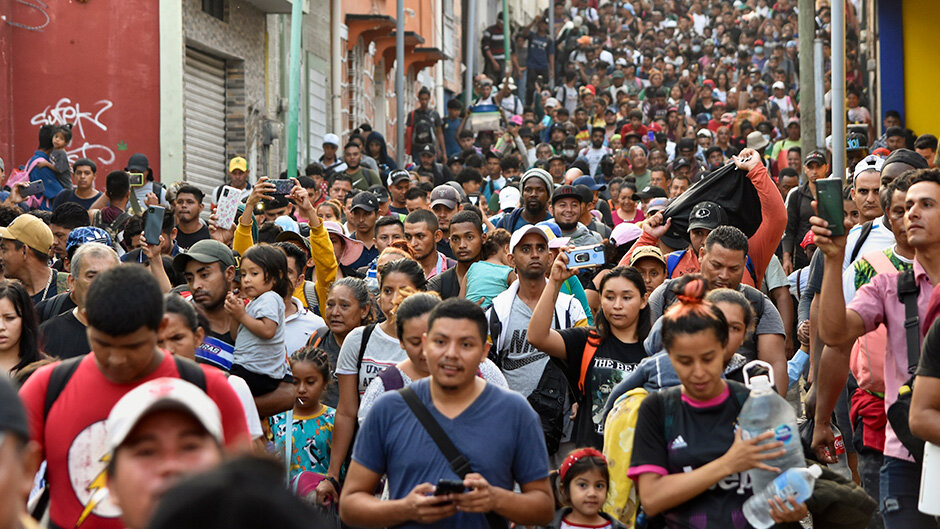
[841,217,895,272]
[284,297,325,357]
[334,324,407,395]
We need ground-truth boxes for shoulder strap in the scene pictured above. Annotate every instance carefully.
[173,356,207,392]
[662,386,681,442]
[307,326,328,348]
[744,254,758,286]
[379,366,406,392]
[399,387,473,477]
[578,331,601,392]
[303,281,316,308]
[897,269,921,374]
[864,249,896,276]
[665,250,686,279]
[487,308,504,366]
[356,323,377,375]
[43,357,84,418]
[849,220,875,263]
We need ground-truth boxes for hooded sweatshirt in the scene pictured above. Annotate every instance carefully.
[365,132,398,179]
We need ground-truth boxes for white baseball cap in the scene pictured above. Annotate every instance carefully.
[853,154,885,180]
[498,186,521,211]
[509,224,550,253]
[106,378,223,455]
[772,81,786,90]
[544,97,560,109]
[323,133,341,147]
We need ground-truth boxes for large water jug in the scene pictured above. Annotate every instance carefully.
[738,360,805,492]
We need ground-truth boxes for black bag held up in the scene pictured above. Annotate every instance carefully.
[399,387,509,529]
[885,269,925,463]
[658,161,763,249]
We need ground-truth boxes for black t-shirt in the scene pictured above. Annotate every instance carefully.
[175,224,211,250]
[35,292,77,323]
[52,189,102,211]
[630,382,752,529]
[40,310,90,359]
[916,317,940,378]
[560,327,647,448]
[437,238,455,259]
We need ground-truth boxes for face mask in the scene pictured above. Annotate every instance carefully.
[763,134,771,143]
[692,45,702,53]
[564,149,577,157]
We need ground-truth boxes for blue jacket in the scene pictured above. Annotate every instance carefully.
[28,151,64,209]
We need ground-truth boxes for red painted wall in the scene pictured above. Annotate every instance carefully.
[0,0,161,184]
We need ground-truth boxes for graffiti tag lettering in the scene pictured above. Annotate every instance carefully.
[29,98,116,166]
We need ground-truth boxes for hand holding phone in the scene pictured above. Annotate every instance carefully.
[215,186,241,228]
[144,206,166,246]
[19,180,44,198]
[271,179,295,195]
[564,245,605,270]
[815,177,846,237]
[433,479,467,496]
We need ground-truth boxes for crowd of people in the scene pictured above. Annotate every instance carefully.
[3,1,940,529]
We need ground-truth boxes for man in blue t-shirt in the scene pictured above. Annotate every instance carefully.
[525,17,554,103]
[340,298,554,529]
[442,99,465,158]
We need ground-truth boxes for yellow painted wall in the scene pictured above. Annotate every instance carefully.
[903,0,940,136]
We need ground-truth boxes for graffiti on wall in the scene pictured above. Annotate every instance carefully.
[29,98,116,165]
[4,0,50,32]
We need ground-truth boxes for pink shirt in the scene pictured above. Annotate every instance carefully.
[848,259,933,461]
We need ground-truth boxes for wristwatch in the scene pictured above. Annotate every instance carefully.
[324,475,341,491]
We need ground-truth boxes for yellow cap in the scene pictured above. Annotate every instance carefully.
[228,157,248,173]
[0,214,53,255]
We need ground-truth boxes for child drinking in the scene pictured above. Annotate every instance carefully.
[543,448,625,529]
[464,228,516,307]
[225,243,291,398]
[270,346,336,499]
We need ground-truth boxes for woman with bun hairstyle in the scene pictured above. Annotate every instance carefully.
[628,275,808,528]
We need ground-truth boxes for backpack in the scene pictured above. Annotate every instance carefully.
[665,248,758,287]
[410,110,436,152]
[30,355,208,519]
[487,307,573,454]
[602,387,648,527]
[93,209,133,246]
[886,269,926,462]
[602,381,749,527]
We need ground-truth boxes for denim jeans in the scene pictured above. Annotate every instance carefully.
[858,449,883,529]
[879,456,940,529]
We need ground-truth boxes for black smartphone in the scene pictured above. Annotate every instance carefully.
[815,177,845,237]
[144,206,166,246]
[20,180,44,198]
[433,479,466,496]
[270,179,294,195]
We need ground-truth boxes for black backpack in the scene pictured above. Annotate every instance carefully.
[411,110,435,147]
[488,307,573,454]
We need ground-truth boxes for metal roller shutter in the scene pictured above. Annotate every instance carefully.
[307,54,329,163]
[184,48,227,200]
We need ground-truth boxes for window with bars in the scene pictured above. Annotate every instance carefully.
[202,0,225,20]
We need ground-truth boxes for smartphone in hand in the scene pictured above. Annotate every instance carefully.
[144,206,166,246]
[815,178,846,237]
[20,180,44,198]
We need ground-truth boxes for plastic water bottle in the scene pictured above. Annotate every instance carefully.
[743,464,822,529]
[822,423,852,480]
[738,361,806,492]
